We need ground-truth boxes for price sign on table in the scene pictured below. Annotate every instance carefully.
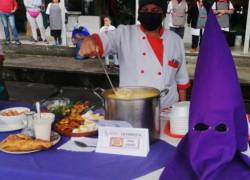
[96,127,149,157]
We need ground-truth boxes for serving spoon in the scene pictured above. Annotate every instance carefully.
[35,101,41,119]
[74,141,96,148]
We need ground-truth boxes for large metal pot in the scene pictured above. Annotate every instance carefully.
[99,86,165,141]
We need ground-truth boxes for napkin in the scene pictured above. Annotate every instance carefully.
[58,137,97,152]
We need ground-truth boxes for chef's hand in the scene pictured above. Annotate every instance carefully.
[79,36,99,58]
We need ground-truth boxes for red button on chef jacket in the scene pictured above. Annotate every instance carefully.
[143,26,164,66]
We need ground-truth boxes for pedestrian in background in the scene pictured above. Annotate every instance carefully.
[100,16,118,66]
[24,0,48,43]
[167,0,188,38]
[71,26,90,60]
[0,0,21,45]
[46,0,67,46]
[212,0,234,38]
[187,0,209,52]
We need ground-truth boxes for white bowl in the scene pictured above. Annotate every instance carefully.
[0,107,30,132]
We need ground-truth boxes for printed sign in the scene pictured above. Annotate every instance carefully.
[96,127,149,157]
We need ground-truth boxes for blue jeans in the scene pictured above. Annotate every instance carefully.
[0,12,19,41]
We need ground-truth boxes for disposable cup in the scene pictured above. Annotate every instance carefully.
[170,101,190,117]
[169,116,189,135]
[170,126,188,135]
[33,113,55,141]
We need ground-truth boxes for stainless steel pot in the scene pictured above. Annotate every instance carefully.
[97,86,167,141]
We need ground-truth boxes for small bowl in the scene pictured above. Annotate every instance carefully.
[0,107,30,131]
[42,98,71,116]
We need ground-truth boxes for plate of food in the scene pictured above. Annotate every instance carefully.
[82,110,104,121]
[0,107,30,132]
[55,118,98,137]
[0,131,61,154]
[54,101,98,137]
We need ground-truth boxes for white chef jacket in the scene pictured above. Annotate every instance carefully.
[96,25,190,109]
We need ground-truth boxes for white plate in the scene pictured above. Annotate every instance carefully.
[0,124,24,132]
[0,132,61,154]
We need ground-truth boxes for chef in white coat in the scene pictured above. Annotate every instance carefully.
[80,0,190,110]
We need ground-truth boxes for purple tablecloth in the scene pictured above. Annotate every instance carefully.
[0,101,175,180]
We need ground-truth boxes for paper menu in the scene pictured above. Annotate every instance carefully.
[96,127,149,157]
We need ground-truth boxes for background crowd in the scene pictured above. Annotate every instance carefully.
[0,0,238,62]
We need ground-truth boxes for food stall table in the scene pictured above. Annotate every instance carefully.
[0,101,176,180]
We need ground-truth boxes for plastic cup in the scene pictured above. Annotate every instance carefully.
[171,101,190,118]
[33,113,55,141]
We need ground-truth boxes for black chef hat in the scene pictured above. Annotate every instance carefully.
[139,0,167,14]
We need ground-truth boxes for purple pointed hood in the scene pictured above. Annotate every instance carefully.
[160,10,250,180]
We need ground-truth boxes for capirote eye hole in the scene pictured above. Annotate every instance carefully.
[193,123,209,131]
[215,123,228,132]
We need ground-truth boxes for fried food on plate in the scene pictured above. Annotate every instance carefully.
[0,134,52,152]
[65,101,90,118]
[0,110,27,116]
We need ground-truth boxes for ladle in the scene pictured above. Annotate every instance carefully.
[96,54,117,95]
[96,51,133,98]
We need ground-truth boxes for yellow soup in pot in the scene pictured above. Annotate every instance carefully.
[107,89,159,99]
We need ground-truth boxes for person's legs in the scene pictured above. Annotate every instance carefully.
[198,29,203,48]
[57,30,62,45]
[26,12,38,41]
[36,13,46,41]
[105,55,110,65]
[0,13,10,42]
[7,14,20,42]
[50,30,57,45]
[112,54,119,65]
[192,35,199,49]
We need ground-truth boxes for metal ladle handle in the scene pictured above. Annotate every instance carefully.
[96,54,116,94]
